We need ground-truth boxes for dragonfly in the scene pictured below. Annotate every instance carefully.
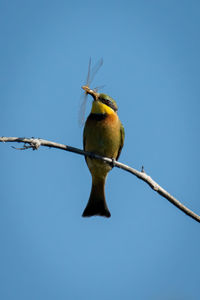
[79,58,104,126]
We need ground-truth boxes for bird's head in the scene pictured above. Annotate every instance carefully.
[81,86,118,115]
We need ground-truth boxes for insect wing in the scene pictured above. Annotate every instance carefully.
[78,92,88,127]
[79,58,103,126]
[88,58,103,86]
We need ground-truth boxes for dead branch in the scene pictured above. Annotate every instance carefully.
[0,136,199,223]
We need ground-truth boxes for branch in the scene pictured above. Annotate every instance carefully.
[1,136,200,223]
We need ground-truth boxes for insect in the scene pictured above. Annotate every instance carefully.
[79,58,104,126]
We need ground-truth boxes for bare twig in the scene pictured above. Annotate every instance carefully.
[0,136,200,223]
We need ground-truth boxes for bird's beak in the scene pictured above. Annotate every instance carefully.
[82,86,99,101]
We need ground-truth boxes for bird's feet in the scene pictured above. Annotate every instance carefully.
[110,158,116,168]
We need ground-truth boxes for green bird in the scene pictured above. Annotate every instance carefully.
[82,85,125,218]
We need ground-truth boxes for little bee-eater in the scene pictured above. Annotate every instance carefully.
[82,86,125,218]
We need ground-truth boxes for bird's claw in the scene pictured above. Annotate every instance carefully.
[110,158,116,168]
[89,152,96,159]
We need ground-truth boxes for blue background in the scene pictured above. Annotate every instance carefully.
[1,1,200,299]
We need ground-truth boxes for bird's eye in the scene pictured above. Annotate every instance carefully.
[99,97,117,112]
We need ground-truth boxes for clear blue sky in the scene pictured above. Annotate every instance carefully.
[1,1,200,299]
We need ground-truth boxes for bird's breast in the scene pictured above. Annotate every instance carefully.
[84,112,121,159]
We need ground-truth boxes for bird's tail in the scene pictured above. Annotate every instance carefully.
[82,176,111,218]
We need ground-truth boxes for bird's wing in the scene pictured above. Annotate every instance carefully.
[83,122,87,151]
[116,121,125,160]
[83,124,88,163]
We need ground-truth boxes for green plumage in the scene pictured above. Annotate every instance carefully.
[82,92,124,218]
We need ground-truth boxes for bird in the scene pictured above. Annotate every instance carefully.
[82,85,125,218]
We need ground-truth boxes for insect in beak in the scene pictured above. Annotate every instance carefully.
[81,85,99,101]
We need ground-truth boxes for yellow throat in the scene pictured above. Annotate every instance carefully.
[91,100,115,115]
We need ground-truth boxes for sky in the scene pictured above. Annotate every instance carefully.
[0,0,200,299]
